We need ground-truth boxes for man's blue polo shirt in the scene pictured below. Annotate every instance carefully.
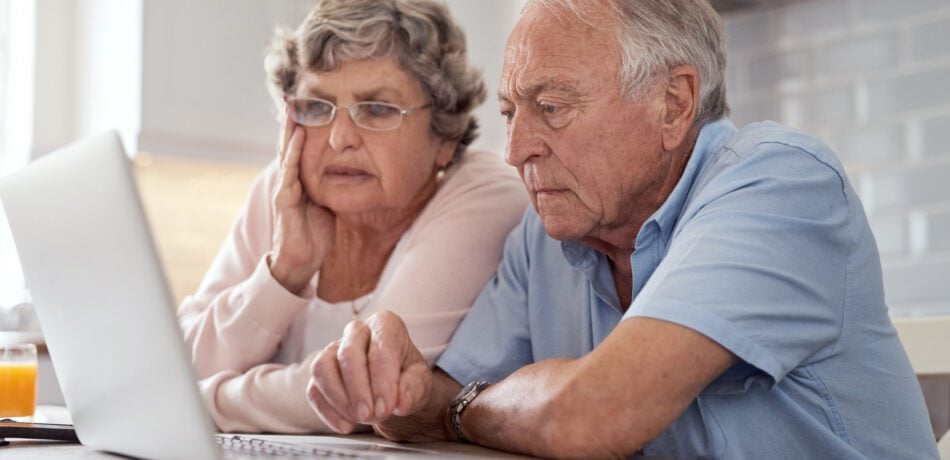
[436,119,937,459]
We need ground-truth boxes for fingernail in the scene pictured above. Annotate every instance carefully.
[375,397,386,419]
[357,402,370,422]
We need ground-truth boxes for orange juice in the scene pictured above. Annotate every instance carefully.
[0,362,38,417]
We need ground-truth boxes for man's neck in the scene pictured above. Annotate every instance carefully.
[580,132,699,309]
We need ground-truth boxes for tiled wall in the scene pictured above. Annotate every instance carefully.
[723,0,950,317]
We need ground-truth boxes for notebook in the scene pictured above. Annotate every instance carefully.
[0,131,469,459]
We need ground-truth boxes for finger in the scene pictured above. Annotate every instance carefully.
[394,360,431,416]
[337,321,375,423]
[306,377,355,434]
[284,125,305,172]
[284,126,306,188]
[278,104,295,163]
[274,127,303,211]
[366,312,410,419]
[310,342,357,426]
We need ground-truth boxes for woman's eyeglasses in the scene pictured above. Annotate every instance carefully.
[285,96,431,131]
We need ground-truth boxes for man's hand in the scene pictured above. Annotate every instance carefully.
[306,312,436,436]
[269,113,335,296]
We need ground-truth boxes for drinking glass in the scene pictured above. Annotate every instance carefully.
[0,343,38,420]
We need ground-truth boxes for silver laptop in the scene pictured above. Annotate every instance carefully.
[0,132,490,459]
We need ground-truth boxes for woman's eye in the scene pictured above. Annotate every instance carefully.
[365,103,398,118]
[500,109,514,121]
[541,104,557,114]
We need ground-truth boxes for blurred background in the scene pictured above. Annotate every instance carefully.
[0,0,948,434]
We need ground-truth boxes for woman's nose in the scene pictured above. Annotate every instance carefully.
[328,108,363,153]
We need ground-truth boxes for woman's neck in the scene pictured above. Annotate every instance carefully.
[317,175,439,302]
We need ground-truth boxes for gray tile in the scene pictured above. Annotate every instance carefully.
[870,163,950,210]
[922,114,950,157]
[775,0,850,40]
[730,98,783,127]
[910,17,950,62]
[748,50,811,91]
[791,85,855,125]
[833,124,906,165]
[817,32,899,77]
[723,9,773,53]
[869,215,909,256]
[926,210,950,253]
[868,66,950,118]
[857,0,949,24]
[883,258,950,304]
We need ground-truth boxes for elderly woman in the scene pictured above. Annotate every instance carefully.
[177,0,527,433]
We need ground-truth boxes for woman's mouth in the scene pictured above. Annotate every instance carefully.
[323,165,373,180]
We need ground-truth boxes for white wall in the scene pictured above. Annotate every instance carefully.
[30,0,141,158]
[137,0,526,164]
[723,0,950,318]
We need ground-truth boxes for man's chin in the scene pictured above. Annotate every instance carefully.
[538,215,586,241]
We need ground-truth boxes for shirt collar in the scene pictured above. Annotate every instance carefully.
[642,118,737,242]
[560,118,738,268]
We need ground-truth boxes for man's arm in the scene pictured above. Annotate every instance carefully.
[307,312,735,458]
[460,317,736,458]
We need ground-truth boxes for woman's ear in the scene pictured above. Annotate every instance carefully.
[436,140,457,169]
[660,65,700,152]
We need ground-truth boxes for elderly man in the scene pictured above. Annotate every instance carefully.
[305,0,938,458]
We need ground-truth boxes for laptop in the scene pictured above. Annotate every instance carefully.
[0,132,512,459]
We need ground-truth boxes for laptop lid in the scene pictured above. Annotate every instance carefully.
[0,131,219,459]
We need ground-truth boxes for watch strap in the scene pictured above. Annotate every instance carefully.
[449,380,491,442]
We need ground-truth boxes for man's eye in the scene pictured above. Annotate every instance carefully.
[541,104,557,114]
[501,109,514,121]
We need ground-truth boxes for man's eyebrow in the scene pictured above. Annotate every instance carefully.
[499,77,584,102]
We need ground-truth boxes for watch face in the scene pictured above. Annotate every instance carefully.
[453,381,490,407]
[453,382,479,406]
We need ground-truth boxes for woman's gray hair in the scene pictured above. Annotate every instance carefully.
[528,0,729,127]
[265,0,486,161]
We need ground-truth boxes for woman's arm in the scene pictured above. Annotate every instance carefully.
[178,162,312,378]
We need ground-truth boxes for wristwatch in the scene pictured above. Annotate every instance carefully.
[448,380,491,442]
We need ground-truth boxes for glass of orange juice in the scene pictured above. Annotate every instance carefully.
[0,344,38,420]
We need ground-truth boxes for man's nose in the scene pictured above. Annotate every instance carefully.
[505,113,549,167]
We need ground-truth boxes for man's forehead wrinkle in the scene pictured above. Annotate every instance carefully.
[514,73,581,99]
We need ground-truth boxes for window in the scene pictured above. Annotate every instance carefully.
[0,0,33,311]
[0,0,8,157]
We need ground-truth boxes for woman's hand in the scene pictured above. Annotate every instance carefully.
[269,115,336,296]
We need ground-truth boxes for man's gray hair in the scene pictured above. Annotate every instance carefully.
[529,0,729,126]
[265,0,486,161]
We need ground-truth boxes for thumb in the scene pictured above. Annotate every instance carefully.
[393,359,432,416]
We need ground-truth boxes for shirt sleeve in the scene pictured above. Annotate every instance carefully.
[626,142,852,385]
[188,151,528,433]
[178,160,312,379]
[436,210,536,385]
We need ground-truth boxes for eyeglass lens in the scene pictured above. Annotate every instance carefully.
[289,99,406,131]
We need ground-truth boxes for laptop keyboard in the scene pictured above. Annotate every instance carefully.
[217,435,381,459]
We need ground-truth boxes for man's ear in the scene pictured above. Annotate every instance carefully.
[660,65,699,152]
